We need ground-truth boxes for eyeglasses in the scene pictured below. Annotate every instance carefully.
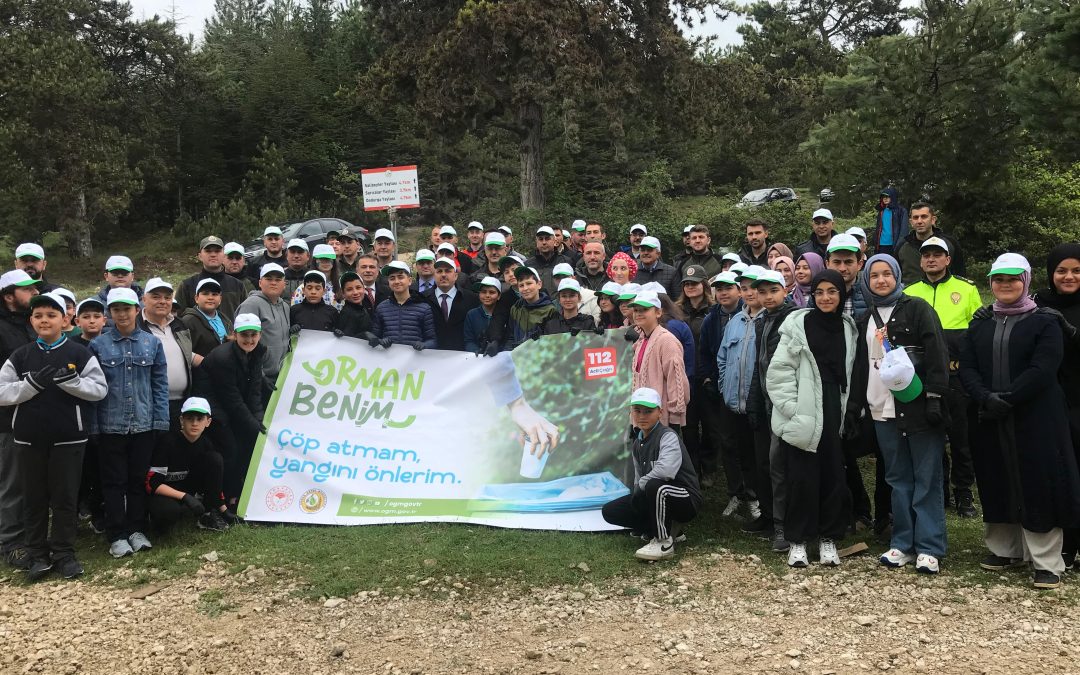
[813,288,840,297]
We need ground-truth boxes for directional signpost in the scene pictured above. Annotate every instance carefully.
[361,165,420,241]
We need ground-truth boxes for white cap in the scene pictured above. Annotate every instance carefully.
[599,281,622,296]
[752,269,787,287]
[436,242,457,256]
[740,264,765,280]
[52,287,76,305]
[433,256,458,269]
[561,229,570,239]
[262,226,283,237]
[478,276,502,291]
[312,244,336,259]
[826,233,861,253]
[106,287,139,306]
[617,283,642,300]
[729,262,749,276]
[260,262,286,277]
[812,208,834,221]
[76,297,106,314]
[988,252,1031,277]
[414,248,435,262]
[196,278,222,293]
[535,226,555,237]
[224,242,245,256]
[722,252,742,263]
[484,232,506,247]
[467,221,483,231]
[144,277,173,294]
[640,281,668,296]
[30,291,67,313]
[630,387,662,409]
[105,255,133,272]
[438,225,457,237]
[845,226,867,240]
[498,225,512,236]
[630,290,662,308]
[374,228,395,241]
[303,270,327,284]
[920,237,950,254]
[552,263,574,277]
[710,271,740,286]
[572,219,587,232]
[381,260,412,277]
[630,223,647,235]
[14,243,44,260]
[639,236,660,249]
[286,238,309,251]
[557,278,582,294]
[514,266,541,281]
[181,397,212,415]
[234,313,262,332]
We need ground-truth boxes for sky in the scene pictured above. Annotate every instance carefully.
[126,0,746,47]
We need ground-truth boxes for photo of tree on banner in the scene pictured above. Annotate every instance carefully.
[238,330,633,530]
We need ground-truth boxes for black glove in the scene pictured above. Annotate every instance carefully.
[411,341,425,351]
[364,332,382,348]
[569,328,581,337]
[52,365,78,385]
[624,328,639,343]
[379,337,393,349]
[842,410,861,441]
[973,304,994,320]
[1039,307,1079,340]
[593,326,605,335]
[925,396,944,426]
[26,366,54,391]
[531,331,542,341]
[180,493,206,516]
[332,329,345,338]
[483,342,500,357]
[289,324,302,335]
[258,423,268,435]
[981,393,1012,420]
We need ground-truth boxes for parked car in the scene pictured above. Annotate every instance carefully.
[243,218,369,260]
[736,187,798,208]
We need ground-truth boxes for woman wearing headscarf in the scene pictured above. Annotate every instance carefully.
[770,255,797,297]
[766,270,856,568]
[850,253,950,574]
[790,253,825,308]
[1033,244,1080,570]
[766,242,794,266]
[606,252,638,285]
[961,253,1080,589]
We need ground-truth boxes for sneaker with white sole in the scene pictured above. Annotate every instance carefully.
[787,543,808,568]
[635,537,676,561]
[128,531,152,552]
[722,496,742,517]
[915,553,940,574]
[109,538,134,558]
[747,500,762,520]
[880,548,915,568]
[819,539,840,566]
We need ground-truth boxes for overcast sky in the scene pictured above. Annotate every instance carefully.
[127,0,746,47]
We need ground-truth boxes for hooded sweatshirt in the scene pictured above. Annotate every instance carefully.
[235,290,290,379]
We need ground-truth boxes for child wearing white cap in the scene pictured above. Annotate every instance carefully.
[601,387,701,560]
[95,255,143,306]
[235,263,291,381]
[544,278,597,335]
[464,277,502,354]
[289,271,340,333]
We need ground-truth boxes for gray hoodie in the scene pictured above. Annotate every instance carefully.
[236,290,291,380]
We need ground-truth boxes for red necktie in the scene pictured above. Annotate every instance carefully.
[367,287,375,305]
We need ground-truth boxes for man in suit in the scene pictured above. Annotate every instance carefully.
[423,257,478,351]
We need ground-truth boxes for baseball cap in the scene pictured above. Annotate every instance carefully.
[234,313,263,332]
[374,228,395,242]
[553,263,574,278]
[630,224,647,235]
[683,225,694,234]
[812,208,834,221]
[617,283,642,301]
[415,248,436,263]
[572,219,587,232]
[477,276,502,292]
[557,278,582,294]
[879,348,923,403]
[598,281,622,297]
[144,277,173,294]
[514,266,541,282]
[312,244,336,260]
[561,229,570,239]
[484,232,506,247]
[988,252,1031,277]
[3,269,44,289]
[303,270,327,284]
[438,225,457,237]
[845,227,867,240]
[224,242,245,256]
[751,269,786,287]
[681,264,706,284]
[196,278,222,293]
[722,252,742,264]
[106,287,139,306]
[640,281,668,296]
[467,221,483,231]
[630,290,662,308]
[381,260,412,277]
[76,298,106,315]
[535,226,555,237]
[826,233,861,254]
[433,257,458,269]
[739,264,764,281]
[200,236,225,250]
[181,397,212,416]
[920,237,950,254]
[498,254,526,270]
[262,226,283,237]
[52,287,76,306]
[639,236,660,249]
[14,243,44,260]
[710,271,740,287]
[105,255,133,272]
[260,263,285,277]
[286,238,309,252]
[729,262,749,277]
[336,227,358,241]
[29,292,67,313]
[436,243,457,256]
[630,387,662,409]
[498,225,512,236]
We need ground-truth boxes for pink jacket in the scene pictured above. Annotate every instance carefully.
[631,325,690,426]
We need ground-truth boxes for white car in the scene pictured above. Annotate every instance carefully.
[737,187,798,208]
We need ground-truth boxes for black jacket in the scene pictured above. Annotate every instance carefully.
[524,250,572,295]
[337,301,373,338]
[290,301,339,332]
[179,307,233,358]
[174,269,249,323]
[246,251,287,282]
[195,341,267,436]
[748,301,798,422]
[738,241,772,267]
[635,260,679,295]
[794,231,837,260]
[423,287,480,351]
[543,312,597,335]
[895,227,965,283]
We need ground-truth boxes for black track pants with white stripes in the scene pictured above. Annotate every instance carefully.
[602,478,698,540]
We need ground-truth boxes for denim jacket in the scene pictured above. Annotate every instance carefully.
[717,308,758,414]
[89,326,169,434]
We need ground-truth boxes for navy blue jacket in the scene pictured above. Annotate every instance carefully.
[698,300,743,389]
[373,293,437,348]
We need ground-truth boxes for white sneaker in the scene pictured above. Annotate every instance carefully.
[722,496,742,517]
[109,538,133,559]
[819,539,840,566]
[915,554,940,574]
[128,531,153,552]
[879,548,914,568]
[635,537,675,561]
[747,500,762,520]
[787,543,809,568]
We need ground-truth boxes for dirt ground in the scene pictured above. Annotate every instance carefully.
[2,551,1078,675]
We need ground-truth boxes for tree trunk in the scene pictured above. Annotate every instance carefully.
[65,190,94,259]
[518,100,545,211]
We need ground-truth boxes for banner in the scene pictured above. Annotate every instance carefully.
[238,330,635,530]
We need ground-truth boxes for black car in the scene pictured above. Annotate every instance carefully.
[243,218,369,260]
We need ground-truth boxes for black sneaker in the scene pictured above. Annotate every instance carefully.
[4,546,32,571]
[197,511,229,532]
[26,559,53,582]
[57,557,84,579]
[1034,569,1061,589]
[955,493,978,518]
[741,515,771,536]
[220,510,244,527]
[980,554,1026,571]
[89,515,106,535]
[771,528,790,553]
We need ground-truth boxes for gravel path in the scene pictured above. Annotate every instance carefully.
[2,550,1078,674]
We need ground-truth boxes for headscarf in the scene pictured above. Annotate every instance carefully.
[791,252,825,308]
[767,242,793,261]
[858,253,905,307]
[770,255,796,294]
[991,254,1038,316]
[805,269,848,386]
[1038,243,1080,310]
[606,251,638,282]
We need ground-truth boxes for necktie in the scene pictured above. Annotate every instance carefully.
[440,293,449,320]
[367,287,375,305]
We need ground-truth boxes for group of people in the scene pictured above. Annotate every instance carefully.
[1,193,1077,590]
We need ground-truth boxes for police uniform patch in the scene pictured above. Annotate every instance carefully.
[951,292,961,305]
